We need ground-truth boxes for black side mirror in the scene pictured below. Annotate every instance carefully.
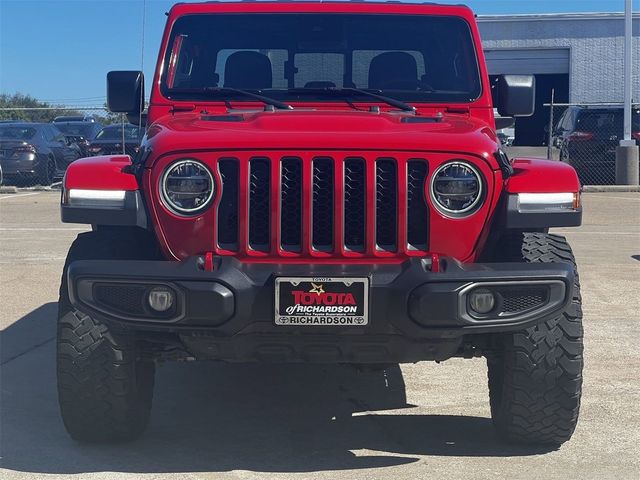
[107,71,144,113]
[495,75,535,117]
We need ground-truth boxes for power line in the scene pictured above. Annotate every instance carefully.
[0,106,105,111]
[38,96,106,102]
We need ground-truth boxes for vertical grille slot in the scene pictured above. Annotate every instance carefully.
[407,159,429,250]
[375,158,397,251]
[344,157,366,251]
[312,157,334,251]
[280,157,302,252]
[217,158,239,249]
[249,157,271,251]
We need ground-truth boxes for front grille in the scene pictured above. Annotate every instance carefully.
[217,159,239,248]
[216,153,430,257]
[344,158,366,251]
[248,157,270,251]
[312,158,334,251]
[407,160,429,249]
[375,159,398,251]
[280,157,302,251]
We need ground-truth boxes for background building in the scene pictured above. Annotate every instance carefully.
[478,12,640,145]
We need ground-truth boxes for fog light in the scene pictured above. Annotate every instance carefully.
[469,289,495,315]
[148,286,174,312]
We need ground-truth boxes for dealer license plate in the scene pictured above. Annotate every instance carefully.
[274,277,369,326]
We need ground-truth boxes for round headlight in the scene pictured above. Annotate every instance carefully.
[161,159,214,215]
[430,161,483,217]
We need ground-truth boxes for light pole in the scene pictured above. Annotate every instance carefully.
[616,0,639,185]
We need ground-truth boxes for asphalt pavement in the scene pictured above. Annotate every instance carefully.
[0,191,638,480]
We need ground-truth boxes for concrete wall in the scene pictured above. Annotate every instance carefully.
[478,13,640,104]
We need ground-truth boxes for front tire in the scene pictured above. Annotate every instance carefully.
[57,229,159,442]
[487,233,583,446]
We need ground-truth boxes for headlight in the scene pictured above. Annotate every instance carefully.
[430,161,483,217]
[161,159,214,215]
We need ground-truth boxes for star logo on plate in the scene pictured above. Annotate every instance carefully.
[309,283,325,295]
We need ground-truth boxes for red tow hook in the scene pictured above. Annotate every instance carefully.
[202,252,214,272]
[430,253,441,273]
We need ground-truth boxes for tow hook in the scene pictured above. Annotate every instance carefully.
[430,253,441,272]
[421,253,442,272]
[197,252,215,272]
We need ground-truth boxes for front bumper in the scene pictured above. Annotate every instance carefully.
[67,257,574,363]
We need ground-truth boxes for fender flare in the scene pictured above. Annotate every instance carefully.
[502,158,582,228]
[61,155,147,227]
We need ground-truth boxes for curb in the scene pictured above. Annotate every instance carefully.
[582,185,640,192]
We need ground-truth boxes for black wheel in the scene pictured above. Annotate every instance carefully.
[37,155,56,186]
[487,233,583,446]
[57,228,160,442]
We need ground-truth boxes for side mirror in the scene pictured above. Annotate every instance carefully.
[495,75,535,117]
[107,71,144,113]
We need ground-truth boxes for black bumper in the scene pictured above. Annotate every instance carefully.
[67,257,574,363]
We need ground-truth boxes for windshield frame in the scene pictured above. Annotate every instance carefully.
[157,12,484,106]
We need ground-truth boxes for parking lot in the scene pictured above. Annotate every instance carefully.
[0,190,638,480]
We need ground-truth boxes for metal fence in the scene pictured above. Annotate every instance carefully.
[0,107,138,188]
[544,101,640,185]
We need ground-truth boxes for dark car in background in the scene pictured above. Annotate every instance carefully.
[54,121,103,156]
[553,106,640,184]
[53,115,98,123]
[87,123,143,156]
[0,123,82,185]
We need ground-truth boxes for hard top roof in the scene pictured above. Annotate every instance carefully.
[168,1,474,17]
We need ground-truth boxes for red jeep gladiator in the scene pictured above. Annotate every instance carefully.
[58,1,583,445]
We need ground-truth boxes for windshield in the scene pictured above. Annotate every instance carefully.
[0,126,36,140]
[161,14,482,104]
[56,123,96,138]
[95,125,142,140]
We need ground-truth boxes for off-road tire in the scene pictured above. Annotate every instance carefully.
[57,229,160,442]
[487,233,583,446]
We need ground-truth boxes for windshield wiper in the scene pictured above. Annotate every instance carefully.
[289,87,416,113]
[168,87,294,110]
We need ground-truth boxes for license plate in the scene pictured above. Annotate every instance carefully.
[275,277,369,326]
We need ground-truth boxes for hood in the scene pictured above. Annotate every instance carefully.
[144,109,500,168]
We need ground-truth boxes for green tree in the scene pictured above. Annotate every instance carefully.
[0,93,86,122]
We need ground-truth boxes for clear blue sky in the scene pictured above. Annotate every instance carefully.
[1,0,637,105]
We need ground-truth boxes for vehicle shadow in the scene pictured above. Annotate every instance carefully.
[1,303,554,475]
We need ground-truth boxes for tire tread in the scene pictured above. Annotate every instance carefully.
[488,232,583,445]
[57,229,157,442]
